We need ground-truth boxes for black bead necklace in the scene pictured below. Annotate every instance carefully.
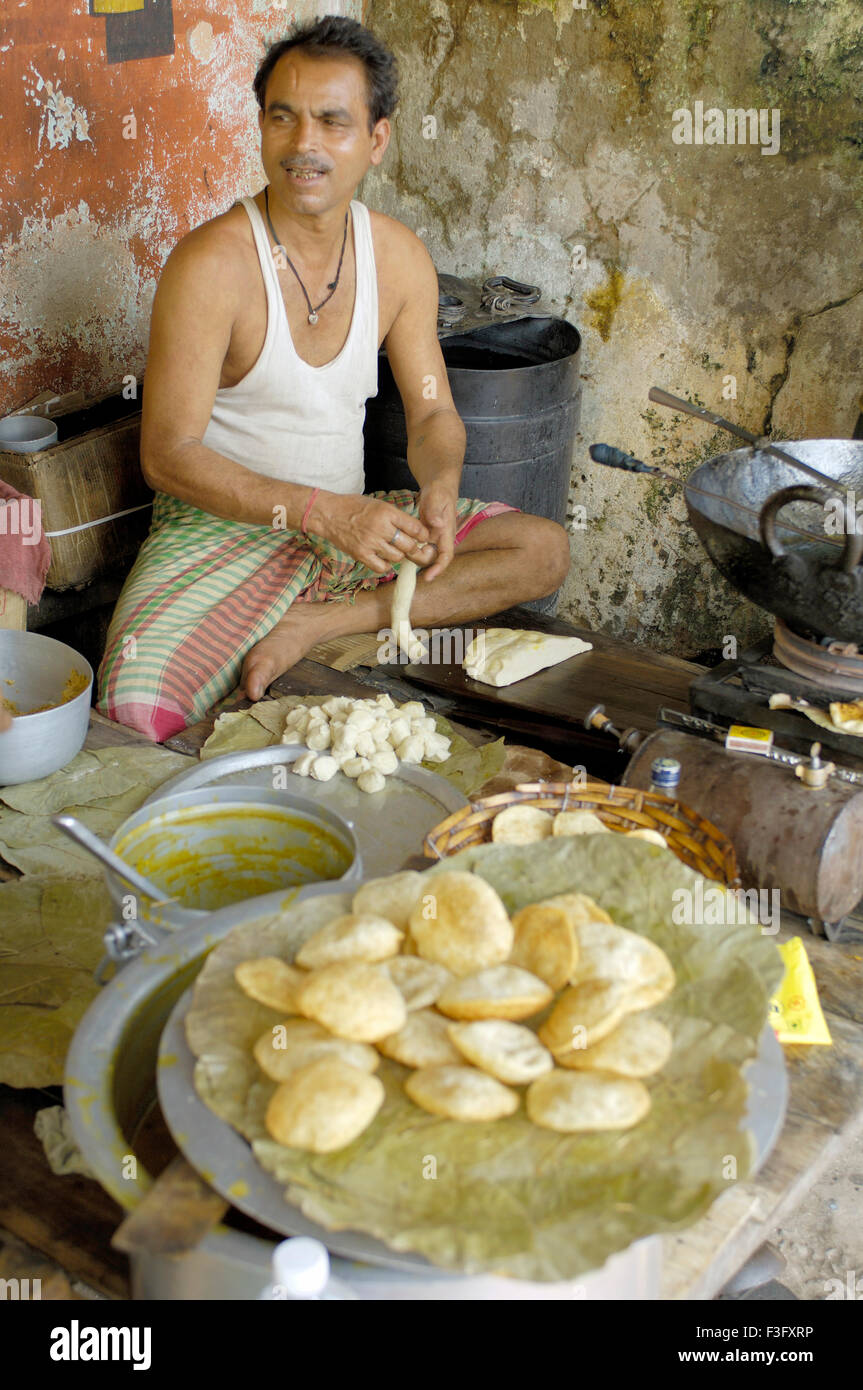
[264,184,349,325]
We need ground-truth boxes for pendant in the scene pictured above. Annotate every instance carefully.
[308,312,319,325]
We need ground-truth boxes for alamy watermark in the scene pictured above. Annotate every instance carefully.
[672,102,780,156]
[376,626,486,665]
[671,882,780,934]
[0,496,42,546]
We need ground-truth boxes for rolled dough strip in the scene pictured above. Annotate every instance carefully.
[391,560,425,662]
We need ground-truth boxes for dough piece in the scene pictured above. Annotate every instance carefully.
[830,699,863,733]
[557,1013,673,1078]
[408,870,513,976]
[295,913,404,969]
[395,735,425,763]
[572,919,675,1006]
[422,733,451,763]
[552,810,610,837]
[253,1019,380,1081]
[509,901,579,991]
[377,1008,463,1068]
[331,725,358,754]
[305,724,331,751]
[357,768,387,793]
[354,730,377,758]
[463,629,593,687]
[405,1065,519,1121]
[321,696,352,717]
[400,701,426,720]
[265,1056,385,1152]
[295,960,407,1042]
[346,707,375,731]
[352,869,424,931]
[538,979,637,1056]
[291,751,317,777]
[369,745,398,776]
[526,1070,651,1133]
[374,693,396,711]
[310,755,339,781]
[447,1020,554,1085]
[388,716,410,744]
[382,955,452,1010]
[626,828,669,848]
[436,965,553,1021]
[391,560,425,662]
[234,958,305,1013]
[342,756,372,779]
[491,805,554,844]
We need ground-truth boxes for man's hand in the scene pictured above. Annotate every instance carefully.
[0,706,13,733]
[313,493,436,574]
[417,480,458,582]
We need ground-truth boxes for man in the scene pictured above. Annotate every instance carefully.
[97,16,570,741]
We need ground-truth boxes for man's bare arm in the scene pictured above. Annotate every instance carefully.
[384,231,467,578]
[140,228,315,529]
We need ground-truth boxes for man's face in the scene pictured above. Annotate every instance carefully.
[258,51,390,215]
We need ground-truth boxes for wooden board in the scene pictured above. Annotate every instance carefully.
[379,610,702,736]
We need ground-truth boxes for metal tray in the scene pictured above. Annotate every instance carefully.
[143,744,467,881]
[157,986,788,1276]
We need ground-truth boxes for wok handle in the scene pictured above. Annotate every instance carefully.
[759,485,863,572]
[647,388,762,445]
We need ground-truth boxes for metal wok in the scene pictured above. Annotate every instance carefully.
[685,440,863,643]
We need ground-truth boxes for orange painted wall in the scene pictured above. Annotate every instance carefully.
[0,1,364,414]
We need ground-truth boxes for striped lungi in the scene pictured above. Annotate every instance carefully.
[96,489,516,742]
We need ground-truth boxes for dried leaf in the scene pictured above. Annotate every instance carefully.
[425,716,506,796]
[0,875,112,1086]
[201,711,276,760]
[0,746,189,816]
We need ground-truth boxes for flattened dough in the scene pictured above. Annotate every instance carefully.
[408,870,513,976]
[234,958,305,1014]
[526,1069,650,1133]
[253,1018,380,1081]
[265,1056,385,1152]
[295,960,407,1042]
[377,1008,462,1068]
[436,965,552,1021]
[295,912,403,969]
[405,1064,519,1121]
[447,1019,553,1085]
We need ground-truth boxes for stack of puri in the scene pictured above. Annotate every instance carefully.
[233,843,676,1155]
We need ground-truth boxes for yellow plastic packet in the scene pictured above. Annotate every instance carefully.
[768,937,832,1044]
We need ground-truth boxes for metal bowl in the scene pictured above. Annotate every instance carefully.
[0,631,93,785]
[105,786,362,931]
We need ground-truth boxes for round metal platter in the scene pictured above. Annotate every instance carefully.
[143,744,467,881]
[157,985,788,1275]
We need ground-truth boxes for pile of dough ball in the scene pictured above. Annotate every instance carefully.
[281,694,451,794]
[234,863,676,1154]
[490,804,669,849]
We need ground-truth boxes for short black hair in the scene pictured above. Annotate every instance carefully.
[253,16,399,133]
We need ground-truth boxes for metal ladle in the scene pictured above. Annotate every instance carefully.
[52,813,177,906]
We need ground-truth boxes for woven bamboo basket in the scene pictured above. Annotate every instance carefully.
[423,778,740,888]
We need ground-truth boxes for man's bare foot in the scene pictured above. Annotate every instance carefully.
[240,604,336,702]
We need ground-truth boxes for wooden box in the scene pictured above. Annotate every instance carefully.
[0,395,153,590]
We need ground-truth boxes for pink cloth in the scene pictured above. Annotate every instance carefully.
[0,480,51,603]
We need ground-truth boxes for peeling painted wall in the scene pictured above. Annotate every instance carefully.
[362,0,863,656]
[0,0,362,413]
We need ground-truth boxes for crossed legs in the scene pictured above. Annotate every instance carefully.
[240,511,571,701]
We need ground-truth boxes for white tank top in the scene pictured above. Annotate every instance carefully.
[201,195,379,494]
